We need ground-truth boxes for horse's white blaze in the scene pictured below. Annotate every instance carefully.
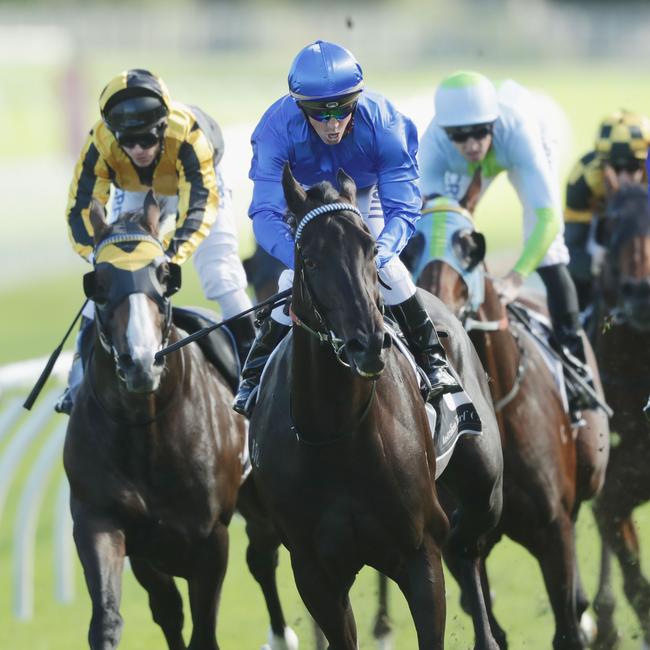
[127,294,158,368]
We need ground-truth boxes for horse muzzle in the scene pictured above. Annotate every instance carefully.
[344,332,389,379]
[117,354,163,393]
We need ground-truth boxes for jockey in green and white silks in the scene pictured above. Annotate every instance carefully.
[418,70,596,424]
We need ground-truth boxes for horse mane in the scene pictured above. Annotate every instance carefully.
[607,184,650,253]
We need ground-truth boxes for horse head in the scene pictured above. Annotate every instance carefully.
[597,184,650,331]
[282,163,388,379]
[82,192,181,392]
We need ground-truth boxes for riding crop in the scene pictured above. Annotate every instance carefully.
[154,288,292,362]
[23,299,89,411]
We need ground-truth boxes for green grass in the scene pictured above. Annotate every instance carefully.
[3,54,650,648]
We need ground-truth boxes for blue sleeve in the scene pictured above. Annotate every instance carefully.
[375,113,421,232]
[248,110,296,270]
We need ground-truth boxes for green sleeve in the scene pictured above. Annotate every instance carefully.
[513,207,561,277]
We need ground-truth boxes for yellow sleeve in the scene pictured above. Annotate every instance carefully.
[65,132,112,260]
[168,128,219,265]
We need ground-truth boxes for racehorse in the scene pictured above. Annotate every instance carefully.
[249,165,504,650]
[63,195,296,650]
[589,183,650,649]
[406,183,609,649]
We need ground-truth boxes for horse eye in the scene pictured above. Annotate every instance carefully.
[304,258,316,270]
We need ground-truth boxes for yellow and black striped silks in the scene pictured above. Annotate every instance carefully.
[66,102,219,265]
[564,151,605,225]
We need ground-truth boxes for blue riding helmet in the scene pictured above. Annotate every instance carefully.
[288,40,364,102]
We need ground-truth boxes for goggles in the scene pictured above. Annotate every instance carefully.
[299,98,358,123]
[116,123,165,150]
[445,123,494,143]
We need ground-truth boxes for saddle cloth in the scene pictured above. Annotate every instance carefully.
[260,324,482,479]
[511,303,569,414]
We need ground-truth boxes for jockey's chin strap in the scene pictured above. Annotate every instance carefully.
[292,201,366,369]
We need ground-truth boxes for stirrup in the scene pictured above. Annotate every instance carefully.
[233,384,259,418]
[54,388,73,415]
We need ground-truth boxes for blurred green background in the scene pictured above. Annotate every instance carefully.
[1,0,649,648]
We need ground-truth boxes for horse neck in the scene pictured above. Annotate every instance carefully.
[290,326,375,440]
[90,326,184,421]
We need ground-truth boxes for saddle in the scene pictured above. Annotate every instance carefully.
[171,306,241,394]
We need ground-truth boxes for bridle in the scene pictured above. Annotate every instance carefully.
[291,201,368,369]
[84,232,175,377]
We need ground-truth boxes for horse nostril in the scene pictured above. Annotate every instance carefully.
[382,332,392,349]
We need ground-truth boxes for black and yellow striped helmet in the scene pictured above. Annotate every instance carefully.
[595,110,650,164]
[99,69,171,134]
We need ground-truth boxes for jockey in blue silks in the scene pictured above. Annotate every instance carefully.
[233,40,459,417]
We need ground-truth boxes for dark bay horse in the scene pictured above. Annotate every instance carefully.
[590,184,650,648]
[409,199,609,649]
[64,196,295,650]
[250,165,503,650]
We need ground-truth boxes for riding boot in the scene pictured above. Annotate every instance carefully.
[226,312,257,369]
[233,317,291,418]
[557,329,597,425]
[392,293,460,401]
[54,316,93,415]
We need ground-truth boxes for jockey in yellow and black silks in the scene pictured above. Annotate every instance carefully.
[57,68,254,414]
[564,109,650,309]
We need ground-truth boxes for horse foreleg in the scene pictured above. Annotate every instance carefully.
[478,559,507,649]
[394,534,446,650]
[238,477,298,649]
[535,514,586,650]
[373,573,393,649]
[290,552,358,650]
[591,527,619,650]
[72,505,126,650]
[130,557,186,650]
[186,523,229,650]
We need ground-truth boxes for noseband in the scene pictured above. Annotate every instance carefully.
[292,202,365,368]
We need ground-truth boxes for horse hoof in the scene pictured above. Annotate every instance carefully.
[262,626,299,650]
[580,611,598,645]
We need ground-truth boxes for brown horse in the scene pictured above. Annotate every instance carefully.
[64,196,295,650]
[408,198,609,649]
[590,183,650,649]
[249,166,504,650]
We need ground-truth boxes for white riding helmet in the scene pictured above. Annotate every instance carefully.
[434,71,499,128]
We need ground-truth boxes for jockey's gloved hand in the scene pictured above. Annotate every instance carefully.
[494,269,524,304]
[375,216,413,269]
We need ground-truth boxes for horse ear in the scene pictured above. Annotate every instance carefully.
[460,168,482,214]
[143,190,160,237]
[603,164,620,199]
[337,168,357,204]
[89,199,109,243]
[282,162,308,217]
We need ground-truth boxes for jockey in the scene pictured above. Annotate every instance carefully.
[564,110,650,310]
[418,70,595,424]
[233,40,459,418]
[55,68,255,415]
